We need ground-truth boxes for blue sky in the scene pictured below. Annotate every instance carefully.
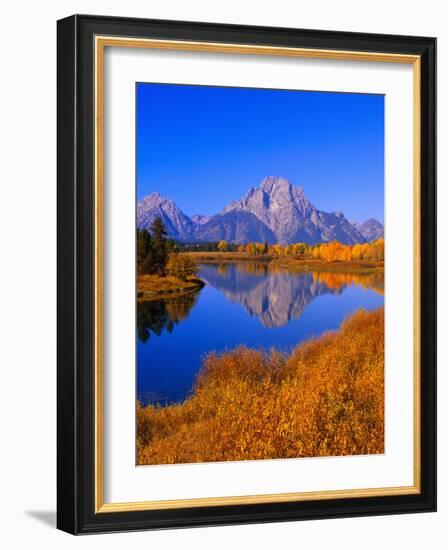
[136,83,384,223]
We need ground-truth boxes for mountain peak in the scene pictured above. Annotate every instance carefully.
[352,218,384,242]
[137,192,196,241]
[138,191,163,205]
[137,178,377,246]
[260,176,292,193]
[223,176,319,243]
[364,217,382,225]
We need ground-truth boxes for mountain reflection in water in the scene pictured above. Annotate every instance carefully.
[136,262,384,405]
[199,263,382,328]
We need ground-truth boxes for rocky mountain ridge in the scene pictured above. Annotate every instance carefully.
[137,177,383,245]
[352,218,384,242]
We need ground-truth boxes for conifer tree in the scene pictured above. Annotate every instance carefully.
[136,229,154,275]
[150,216,168,274]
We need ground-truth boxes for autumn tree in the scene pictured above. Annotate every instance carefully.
[166,253,199,281]
[270,244,283,256]
[246,242,257,255]
[351,243,364,261]
[290,243,307,256]
[308,239,384,262]
[369,238,385,261]
[218,240,229,252]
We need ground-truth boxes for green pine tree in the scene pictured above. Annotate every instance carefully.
[150,216,168,274]
[136,229,154,275]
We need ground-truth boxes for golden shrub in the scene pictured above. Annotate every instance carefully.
[165,253,199,281]
[137,307,384,465]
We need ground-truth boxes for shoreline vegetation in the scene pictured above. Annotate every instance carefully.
[136,218,384,300]
[137,274,205,302]
[179,238,384,273]
[137,306,384,465]
[183,252,383,273]
[137,217,205,301]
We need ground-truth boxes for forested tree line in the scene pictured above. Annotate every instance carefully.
[176,241,240,252]
[138,218,384,274]
[137,217,170,275]
[176,238,384,261]
[232,238,384,261]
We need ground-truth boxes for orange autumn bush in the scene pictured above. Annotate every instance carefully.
[137,307,384,465]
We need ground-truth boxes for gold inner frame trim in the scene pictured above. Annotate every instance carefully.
[94,35,422,513]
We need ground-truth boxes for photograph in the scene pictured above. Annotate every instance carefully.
[135,83,385,466]
[54,12,436,535]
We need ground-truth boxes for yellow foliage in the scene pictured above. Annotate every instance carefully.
[217,240,229,252]
[165,253,199,281]
[312,239,384,262]
[137,308,384,465]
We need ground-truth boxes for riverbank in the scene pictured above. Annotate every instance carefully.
[137,274,205,302]
[184,251,273,263]
[270,256,384,273]
[183,251,384,273]
[137,307,384,465]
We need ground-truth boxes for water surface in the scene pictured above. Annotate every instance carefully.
[137,263,384,405]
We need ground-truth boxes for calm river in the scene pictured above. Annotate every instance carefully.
[137,262,384,405]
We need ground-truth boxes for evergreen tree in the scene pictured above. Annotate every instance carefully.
[150,216,168,274]
[136,229,154,275]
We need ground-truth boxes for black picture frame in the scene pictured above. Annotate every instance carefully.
[57,14,436,535]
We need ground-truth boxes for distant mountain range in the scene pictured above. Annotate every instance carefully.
[352,218,385,242]
[137,176,384,245]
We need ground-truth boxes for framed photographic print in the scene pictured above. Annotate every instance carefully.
[57,15,436,534]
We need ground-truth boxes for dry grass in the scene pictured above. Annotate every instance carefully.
[184,252,384,273]
[137,274,204,302]
[137,307,384,465]
[269,256,384,273]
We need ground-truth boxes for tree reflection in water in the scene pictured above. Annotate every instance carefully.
[311,270,384,294]
[137,291,199,343]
